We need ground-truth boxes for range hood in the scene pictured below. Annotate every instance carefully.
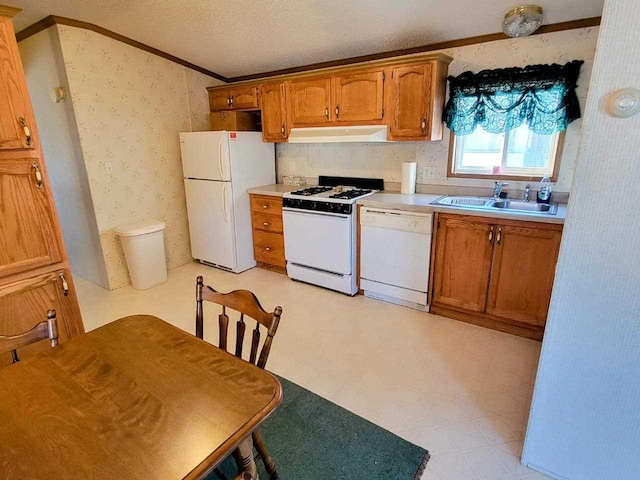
[288,125,389,143]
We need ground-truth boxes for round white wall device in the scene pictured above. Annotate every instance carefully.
[605,88,640,118]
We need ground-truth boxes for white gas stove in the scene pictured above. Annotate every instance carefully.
[282,176,383,295]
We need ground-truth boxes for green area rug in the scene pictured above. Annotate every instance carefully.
[210,376,429,480]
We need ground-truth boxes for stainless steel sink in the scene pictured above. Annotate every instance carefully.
[433,196,494,207]
[432,195,558,215]
[492,200,557,214]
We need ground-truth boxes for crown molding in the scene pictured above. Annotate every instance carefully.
[15,14,600,85]
[15,15,229,83]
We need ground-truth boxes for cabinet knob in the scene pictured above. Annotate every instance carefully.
[265,247,271,251]
[262,204,269,209]
[496,227,502,245]
[263,222,271,227]
[324,107,329,119]
[421,118,427,132]
[488,226,494,244]
[335,105,340,119]
[281,123,285,136]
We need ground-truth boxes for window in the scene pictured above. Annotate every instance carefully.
[450,124,562,179]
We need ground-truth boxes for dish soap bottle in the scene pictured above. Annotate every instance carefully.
[537,174,552,204]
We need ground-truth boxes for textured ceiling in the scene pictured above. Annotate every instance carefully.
[10,0,604,78]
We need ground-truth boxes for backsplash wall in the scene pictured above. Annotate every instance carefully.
[57,25,223,289]
[277,27,600,193]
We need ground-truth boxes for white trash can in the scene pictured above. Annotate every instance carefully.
[115,220,167,290]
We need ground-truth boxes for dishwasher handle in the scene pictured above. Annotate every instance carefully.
[360,207,433,234]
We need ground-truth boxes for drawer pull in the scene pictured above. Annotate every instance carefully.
[262,204,269,209]
[19,117,32,146]
[265,247,271,251]
[32,162,44,190]
[263,222,271,227]
[59,273,69,296]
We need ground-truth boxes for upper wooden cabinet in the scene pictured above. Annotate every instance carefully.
[286,77,331,126]
[387,64,432,140]
[207,53,452,140]
[209,86,259,111]
[209,89,233,111]
[0,14,35,150]
[260,82,287,142]
[331,69,385,123]
[0,155,62,279]
[430,213,562,340]
[231,86,259,109]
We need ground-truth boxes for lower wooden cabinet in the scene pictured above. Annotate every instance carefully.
[430,213,562,340]
[0,269,84,365]
[249,194,286,272]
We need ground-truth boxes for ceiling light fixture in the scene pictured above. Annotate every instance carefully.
[502,5,544,38]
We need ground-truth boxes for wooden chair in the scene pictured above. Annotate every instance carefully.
[0,310,58,363]
[196,276,282,479]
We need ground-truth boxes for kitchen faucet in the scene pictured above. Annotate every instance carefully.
[493,182,509,199]
[523,184,531,202]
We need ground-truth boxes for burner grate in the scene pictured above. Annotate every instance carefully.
[291,186,333,196]
[329,189,372,199]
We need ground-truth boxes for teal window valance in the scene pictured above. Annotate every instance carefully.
[443,60,584,136]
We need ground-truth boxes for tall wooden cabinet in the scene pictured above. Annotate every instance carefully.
[0,6,84,366]
[430,213,562,340]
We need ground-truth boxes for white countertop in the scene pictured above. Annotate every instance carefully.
[246,185,566,224]
[247,184,301,197]
[358,192,567,224]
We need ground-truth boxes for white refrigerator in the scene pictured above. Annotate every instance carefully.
[180,131,275,272]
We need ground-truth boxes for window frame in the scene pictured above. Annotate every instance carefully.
[447,129,565,182]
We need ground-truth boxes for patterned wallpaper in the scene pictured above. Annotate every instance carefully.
[57,25,223,289]
[277,27,600,193]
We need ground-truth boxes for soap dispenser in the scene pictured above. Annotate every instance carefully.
[537,174,552,204]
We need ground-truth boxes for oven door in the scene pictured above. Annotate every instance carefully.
[282,208,353,275]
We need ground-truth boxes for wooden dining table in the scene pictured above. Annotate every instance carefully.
[0,315,282,479]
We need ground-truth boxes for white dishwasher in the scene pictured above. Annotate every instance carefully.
[360,207,433,310]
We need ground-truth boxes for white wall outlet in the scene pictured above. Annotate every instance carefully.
[105,162,113,175]
[422,166,436,180]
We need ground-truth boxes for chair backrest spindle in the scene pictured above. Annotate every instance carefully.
[195,276,282,369]
[1,310,59,363]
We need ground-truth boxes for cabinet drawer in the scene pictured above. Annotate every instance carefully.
[252,212,283,233]
[250,195,283,215]
[253,230,285,267]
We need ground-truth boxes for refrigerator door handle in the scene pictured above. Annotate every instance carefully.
[218,140,225,179]
[222,184,229,223]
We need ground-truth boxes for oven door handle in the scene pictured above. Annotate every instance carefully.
[282,207,350,219]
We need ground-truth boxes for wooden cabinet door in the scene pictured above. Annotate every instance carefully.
[0,157,62,279]
[0,16,34,150]
[260,82,287,142]
[332,69,384,122]
[431,215,494,312]
[388,64,432,139]
[231,86,259,109]
[209,88,232,111]
[287,78,331,125]
[0,270,83,366]
[486,224,562,326]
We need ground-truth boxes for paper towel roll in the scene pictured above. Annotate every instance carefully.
[401,162,417,194]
